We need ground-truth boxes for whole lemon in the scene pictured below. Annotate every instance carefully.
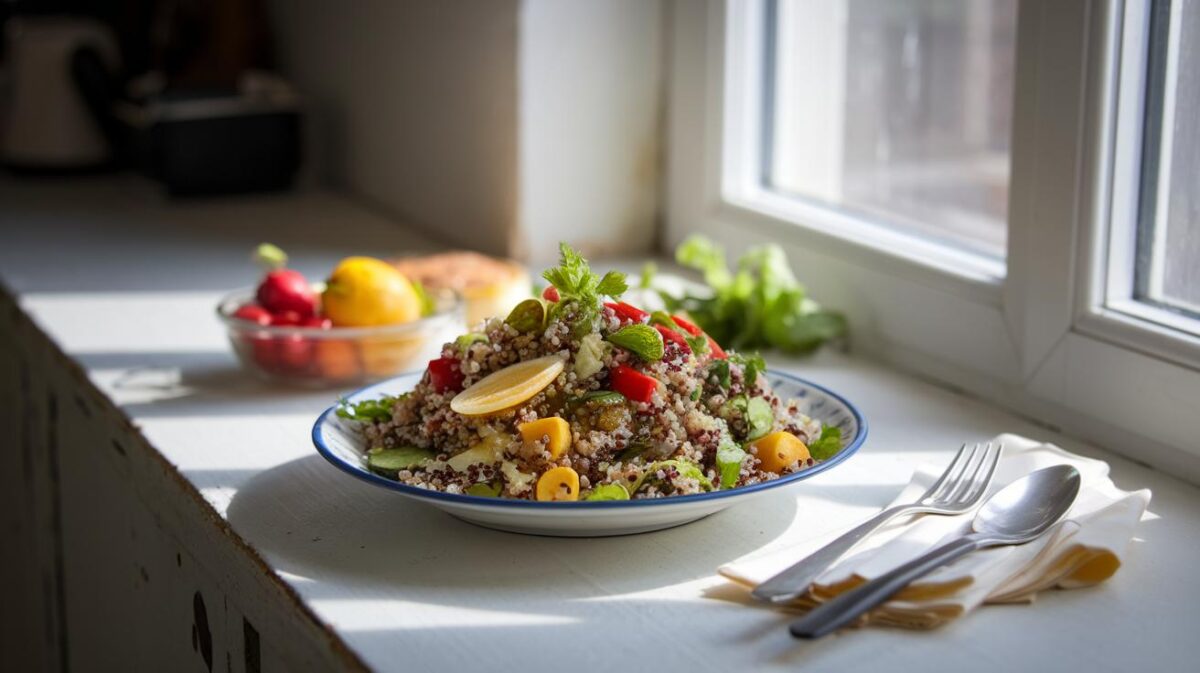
[322,257,422,327]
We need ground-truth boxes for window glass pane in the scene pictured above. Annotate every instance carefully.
[766,0,1017,259]
[1136,0,1200,318]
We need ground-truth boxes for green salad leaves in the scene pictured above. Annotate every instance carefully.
[660,235,846,353]
[336,395,404,423]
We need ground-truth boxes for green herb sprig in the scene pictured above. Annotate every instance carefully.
[542,243,628,336]
[659,235,846,353]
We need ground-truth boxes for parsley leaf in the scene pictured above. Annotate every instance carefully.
[731,351,766,387]
[542,243,628,335]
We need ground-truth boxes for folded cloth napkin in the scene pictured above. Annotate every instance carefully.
[719,433,1153,629]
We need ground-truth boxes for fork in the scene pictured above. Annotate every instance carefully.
[750,442,1003,604]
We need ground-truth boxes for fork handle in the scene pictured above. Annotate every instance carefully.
[789,535,982,639]
[751,505,915,603]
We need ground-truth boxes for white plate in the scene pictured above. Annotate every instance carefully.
[312,369,867,537]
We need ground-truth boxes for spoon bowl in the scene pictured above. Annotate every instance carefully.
[974,464,1081,542]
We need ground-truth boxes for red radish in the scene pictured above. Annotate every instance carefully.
[257,269,317,317]
[302,316,332,329]
[249,336,279,371]
[233,304,272,325]
[270,310,305,326]
[253,243,317,318]
[276,335,314,373]
[427,357,465,393]
[542,285,560,302]
[605,301,649,324]
[610,365,658,403]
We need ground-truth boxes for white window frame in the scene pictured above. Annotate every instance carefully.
[665,0,1200,481]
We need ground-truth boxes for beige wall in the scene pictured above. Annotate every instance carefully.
[270,0,520,256]
[269,0,661,262]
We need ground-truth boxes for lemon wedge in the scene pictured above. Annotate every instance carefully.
[450,355,565,416]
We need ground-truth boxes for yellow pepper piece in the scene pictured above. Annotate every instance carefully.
[751,431,810,473]
[518,417,572,459]
[536,466,580,502]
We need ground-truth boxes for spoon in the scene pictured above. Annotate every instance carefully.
[789,464,1081,639]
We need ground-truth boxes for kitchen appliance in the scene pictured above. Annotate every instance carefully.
[1,16,118,170]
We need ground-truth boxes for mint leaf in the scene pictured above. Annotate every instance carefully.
[605,324,664,362]
[808,425,843,460]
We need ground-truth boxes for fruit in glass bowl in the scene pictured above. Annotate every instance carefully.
[217,245,464,387]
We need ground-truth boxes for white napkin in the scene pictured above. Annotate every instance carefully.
[719,433,1153,629]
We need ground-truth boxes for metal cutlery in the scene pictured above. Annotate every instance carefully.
[790,464,1081,638]
[752,442,1003,604]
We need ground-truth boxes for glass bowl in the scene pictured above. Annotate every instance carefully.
[216,287,465,388]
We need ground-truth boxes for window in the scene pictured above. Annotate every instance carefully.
[1126,0,1200,332]
[767,0,1017,260]
[667,0,1200,475]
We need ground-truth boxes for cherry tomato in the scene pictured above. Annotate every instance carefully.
[427,356,465,393]
[610,365,658,403]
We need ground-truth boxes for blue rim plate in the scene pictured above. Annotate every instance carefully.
[312,369,867,512]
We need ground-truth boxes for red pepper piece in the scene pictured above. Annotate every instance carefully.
[427,356,465,393]
[671,315,727,359]
[670,314,703,336]
[542,285,560,302]
[706,336,728,360]
[654,324,689,351]
[610,365,658,403]
[604,301,650,324]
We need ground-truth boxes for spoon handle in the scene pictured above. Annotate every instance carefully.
[789,535,980,639]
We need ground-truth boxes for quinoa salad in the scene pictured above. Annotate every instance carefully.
[335,244,844,502]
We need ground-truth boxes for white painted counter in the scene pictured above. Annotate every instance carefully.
[1,177,1197,672]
